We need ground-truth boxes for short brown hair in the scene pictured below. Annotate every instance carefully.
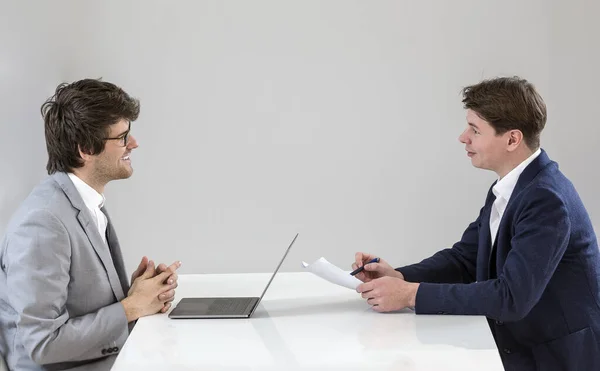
[461,76,546,149]
[41,79,140,174]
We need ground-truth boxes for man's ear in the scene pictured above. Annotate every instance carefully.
[507,130,524,151]
[78,145,92,164]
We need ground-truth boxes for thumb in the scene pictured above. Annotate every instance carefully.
[133,256,148,276]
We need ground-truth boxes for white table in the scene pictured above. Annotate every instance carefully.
[111,272,504,370]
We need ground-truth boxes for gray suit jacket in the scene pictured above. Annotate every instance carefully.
[0,172,131,370]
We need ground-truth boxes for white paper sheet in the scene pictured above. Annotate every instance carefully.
[301,257,362,290]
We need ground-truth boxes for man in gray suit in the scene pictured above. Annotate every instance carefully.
[0,79,181,370]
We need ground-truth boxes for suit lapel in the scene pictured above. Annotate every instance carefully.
[52,172,126,301]
[102,207,130,297]
[477,185,495,281]
[485,149,554,278]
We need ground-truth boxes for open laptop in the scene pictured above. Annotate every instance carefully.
[168,233,298,319]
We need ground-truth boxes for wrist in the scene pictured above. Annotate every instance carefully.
[409,283,419,308]
[121,297,139,323]
[394,269,404,280]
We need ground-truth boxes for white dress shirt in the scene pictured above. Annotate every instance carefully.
[68,173,108,244]
[489,148,541,245]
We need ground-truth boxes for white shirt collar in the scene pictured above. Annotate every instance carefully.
[67,173,106,211]
[492,148,542,203]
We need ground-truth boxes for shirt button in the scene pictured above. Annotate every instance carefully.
[503,348,512,354]
[495,320,504,325]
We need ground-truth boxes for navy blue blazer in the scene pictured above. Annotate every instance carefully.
[397,150,600,371]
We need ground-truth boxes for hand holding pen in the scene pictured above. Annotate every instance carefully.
[351,253,402,283]
[350,257,380,276]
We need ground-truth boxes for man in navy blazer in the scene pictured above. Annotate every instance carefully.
[354,76,600,370]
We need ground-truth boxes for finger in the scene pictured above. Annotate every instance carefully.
[166,272,178,285]
[364,263,384,272]
[155,263,168,274]
[361,290,377,299]
[132,256,148,278]
[155,263,169,283]
[351,263,358,270]
[160,302,172,313]
[367,297,381,306]
[355,272,366,283]
[163,293,176,303]
[153,261,182,283]
[356,252,377,266]
[159,289,175,301]
[158,287,175,302]
[361,287,379,299]
[140,260,156,279]
[372,304,384,312]
[156,281,178,295]
[153,267,175,283]
[357,282,372,293]
[157,260,182,274]
[355,252,366,267]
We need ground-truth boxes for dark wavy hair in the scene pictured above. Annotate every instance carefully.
[41,78,140,174]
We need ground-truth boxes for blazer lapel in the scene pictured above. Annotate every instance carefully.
[477,185,495,281]
[485,149,554,277]
[52,172,126,301]
[102,207,130,297]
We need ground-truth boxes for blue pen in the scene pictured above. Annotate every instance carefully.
[350,257,380,276]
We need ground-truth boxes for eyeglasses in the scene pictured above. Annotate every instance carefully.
[104,122,131,147]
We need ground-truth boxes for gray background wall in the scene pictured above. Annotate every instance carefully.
[1,0,598,276]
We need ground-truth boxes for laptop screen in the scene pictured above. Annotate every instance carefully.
[257,233,299,303]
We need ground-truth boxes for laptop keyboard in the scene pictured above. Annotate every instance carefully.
[209,298,255,315]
